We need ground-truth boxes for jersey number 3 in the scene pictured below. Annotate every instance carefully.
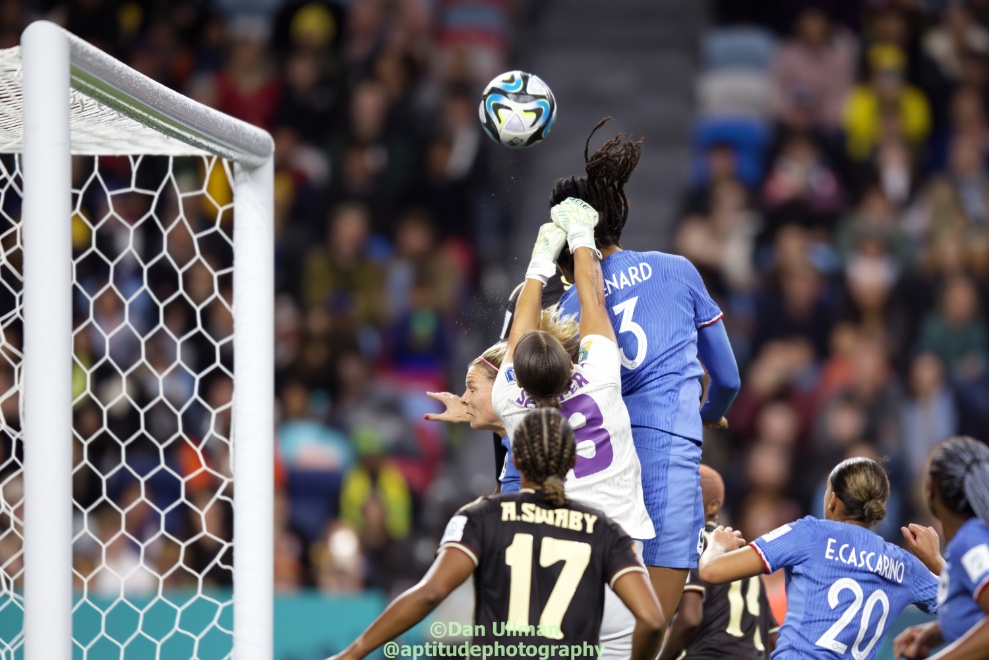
[612,296,647,370]
[505,533,591,639]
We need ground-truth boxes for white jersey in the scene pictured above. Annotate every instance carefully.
[492,335,655,540]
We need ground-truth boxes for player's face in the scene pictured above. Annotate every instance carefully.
[461,367,501,432]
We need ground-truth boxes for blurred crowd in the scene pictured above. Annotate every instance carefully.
[688,0,989,567]
[0,0,522,602]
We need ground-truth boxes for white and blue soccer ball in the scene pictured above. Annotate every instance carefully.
[479,71,557,149]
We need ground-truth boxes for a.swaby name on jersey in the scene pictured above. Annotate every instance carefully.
[500,502,598,533]
[513,372,590,408]
[825,538,906,583]
[603,262,653,298]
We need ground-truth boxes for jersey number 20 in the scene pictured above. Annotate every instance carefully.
[505,533,591,639]
[814,578,891,659]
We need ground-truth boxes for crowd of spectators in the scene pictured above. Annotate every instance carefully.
[687,2,989,614]
[0,0,523,603]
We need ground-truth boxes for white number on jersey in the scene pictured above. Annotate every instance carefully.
[505,533,591,639]
[611,296,647,370]
[814,578,891,659]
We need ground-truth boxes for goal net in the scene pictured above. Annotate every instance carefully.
[0,22,273,660]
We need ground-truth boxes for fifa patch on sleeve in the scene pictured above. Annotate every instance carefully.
[579,339,592,364]
[441,515,469,545]
[505,366,516,383]
[760,524,792,543]
[961,543,989,583]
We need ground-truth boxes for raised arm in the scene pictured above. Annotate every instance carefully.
[550,198,615,341]
[505,223,567,363]
[328,548,475,660]
[697,526,765,584]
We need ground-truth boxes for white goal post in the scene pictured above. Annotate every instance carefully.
[1,20,274,660]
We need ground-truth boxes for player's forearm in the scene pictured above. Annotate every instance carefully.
[927,619,989,660]
[572,246,612,339]
[506,278,544,358]
[657,616,699,660]
[697,320,740,421]
[630,619,664,660]
[345,587,443,658]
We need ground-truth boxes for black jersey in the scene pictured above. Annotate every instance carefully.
[438,488,645,651]
[679,522,778,659]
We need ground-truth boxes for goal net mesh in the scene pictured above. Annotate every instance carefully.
[1,46,242,660]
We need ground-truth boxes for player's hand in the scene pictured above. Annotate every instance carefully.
[525,222,567,285]
[901,524,944,574]
[894,621,942,659]
[551,197,600,257]
[424,392,469,424]
[710,525,746,551]
[703,417,729,430]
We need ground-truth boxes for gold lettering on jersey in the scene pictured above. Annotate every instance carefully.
[499,502,599,533]
[521,502,536,523]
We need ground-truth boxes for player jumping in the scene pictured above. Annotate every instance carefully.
[698,457,939,659]
[326,408,664,660]
[491,198,655,659]
[551,118,741,622]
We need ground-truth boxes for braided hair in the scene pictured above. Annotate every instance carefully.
[512,408,577,507]
[929,436,989,525]
[550,117,643,272]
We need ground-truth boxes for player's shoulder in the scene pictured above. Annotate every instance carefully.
[760,515,820,541]
[455,494,498,517]
[950,517,989,574]
[954,517,989,550]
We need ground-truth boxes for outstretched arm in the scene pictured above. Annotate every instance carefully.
[697,320,740,427]
[328,549,475,660]
[551,198,614,341]
[698,526,765,584]
[505,223,567,363]
[612,570,666,660]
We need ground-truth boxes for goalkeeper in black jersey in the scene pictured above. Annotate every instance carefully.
[328,408,664,660]
[658,465,778,659]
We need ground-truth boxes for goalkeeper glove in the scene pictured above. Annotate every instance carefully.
[551,197,600,259]
[525,222,567,285]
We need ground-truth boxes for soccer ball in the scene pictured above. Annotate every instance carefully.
[479,71,557,149]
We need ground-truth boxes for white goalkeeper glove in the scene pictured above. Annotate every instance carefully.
[551,197,601,259]
[525,222,567,285]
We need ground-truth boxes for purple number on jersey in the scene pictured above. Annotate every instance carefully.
[562,393,614,478]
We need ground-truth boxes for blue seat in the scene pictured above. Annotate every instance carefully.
[690,117,771,189]
[286,467,344,544]
[703,27,777,73]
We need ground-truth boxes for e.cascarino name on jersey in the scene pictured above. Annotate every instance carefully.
[825,537,907,583]
[500,502,599,533]
[602,262,653,298]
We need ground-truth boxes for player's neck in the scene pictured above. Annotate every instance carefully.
[519,478,542,492]
[939,512,969,545]
[601,244,622,258]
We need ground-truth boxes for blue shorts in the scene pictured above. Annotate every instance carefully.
[633,428,704,569]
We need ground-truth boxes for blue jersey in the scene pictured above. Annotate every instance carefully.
[499,436,520,494]
[557,250,722,442]
[751,516,938,659]
[938,517,989,644]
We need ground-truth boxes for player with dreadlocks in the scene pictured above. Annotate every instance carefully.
[490,198,655,659]
[328,408,664,660]
[552,118,741,622]
[894,436,989,660]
